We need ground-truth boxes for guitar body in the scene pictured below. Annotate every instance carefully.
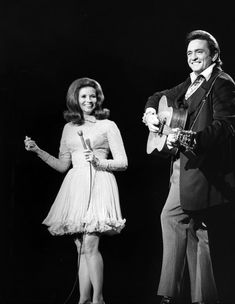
[147,95,188,154]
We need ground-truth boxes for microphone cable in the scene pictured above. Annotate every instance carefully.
[62,130,93,304]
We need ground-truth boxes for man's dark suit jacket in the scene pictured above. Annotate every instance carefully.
[145,66,235,211]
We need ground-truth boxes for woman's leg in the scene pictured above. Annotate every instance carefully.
[83,233,104,303]
[74,236,92,303]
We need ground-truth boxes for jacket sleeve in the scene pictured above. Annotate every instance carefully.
[144,80,189,111]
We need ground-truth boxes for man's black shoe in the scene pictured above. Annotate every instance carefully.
[160,296,175,304]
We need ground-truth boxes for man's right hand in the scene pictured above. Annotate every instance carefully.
[145,114,160,132]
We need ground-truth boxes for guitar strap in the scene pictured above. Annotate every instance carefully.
[169,71,222,186]
[190,71,222,130]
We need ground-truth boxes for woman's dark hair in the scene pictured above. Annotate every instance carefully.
[63,77,110,125]
[186,30,222,66]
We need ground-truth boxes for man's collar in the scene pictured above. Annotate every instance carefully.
[190,63,216,83]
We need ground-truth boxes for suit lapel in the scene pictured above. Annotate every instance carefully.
[186,67,222,122]
[177,78,191,102]
[186,86,207,115]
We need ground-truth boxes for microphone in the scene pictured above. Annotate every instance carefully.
[77,130,87,149]
[85,139,92,150]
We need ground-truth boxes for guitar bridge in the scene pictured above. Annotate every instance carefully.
[158,118,167,135]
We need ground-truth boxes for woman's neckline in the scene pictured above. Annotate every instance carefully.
[84,115,96,123]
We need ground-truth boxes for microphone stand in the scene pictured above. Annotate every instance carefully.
[63,130,93,304]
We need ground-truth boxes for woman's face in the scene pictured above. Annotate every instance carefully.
[78,86,97,115]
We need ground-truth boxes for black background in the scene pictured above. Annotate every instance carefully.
[2,1,235,304]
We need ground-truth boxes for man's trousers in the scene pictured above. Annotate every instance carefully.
[157,159,218,303]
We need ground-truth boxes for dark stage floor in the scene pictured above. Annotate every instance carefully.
[3,222,235,304]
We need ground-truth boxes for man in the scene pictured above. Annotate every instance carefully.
[143,30,235,304]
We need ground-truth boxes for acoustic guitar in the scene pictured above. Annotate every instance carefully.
[146,95,196,155]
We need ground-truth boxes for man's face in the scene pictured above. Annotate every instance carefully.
[187,39,215,75]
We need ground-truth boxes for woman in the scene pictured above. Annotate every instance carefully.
[24,77,128,304]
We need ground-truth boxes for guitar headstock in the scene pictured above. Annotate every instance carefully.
[178,130,196,151]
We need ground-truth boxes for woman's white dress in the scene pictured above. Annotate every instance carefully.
[42,117,127,235]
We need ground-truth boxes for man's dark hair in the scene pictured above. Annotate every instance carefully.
[186,30,222,66]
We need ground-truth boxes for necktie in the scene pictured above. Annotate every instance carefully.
[185,75,205,100]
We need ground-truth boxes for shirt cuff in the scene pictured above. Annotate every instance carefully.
[142,107,157,125]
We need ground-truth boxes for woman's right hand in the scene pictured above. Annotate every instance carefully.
[24,136,40,153]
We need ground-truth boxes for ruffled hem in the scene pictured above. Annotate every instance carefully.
[44,219,126,236]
